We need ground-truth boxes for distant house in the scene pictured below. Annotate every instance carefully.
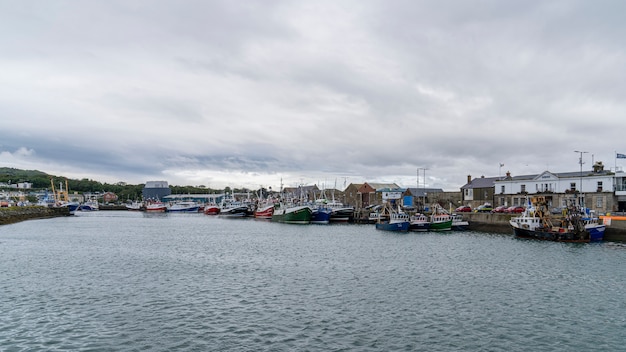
[282,184,320,201]
[343,183,363,207]
[102,192,118,204]
[404,187,444,210]
[460,175,499,208]
[356,182,401,209]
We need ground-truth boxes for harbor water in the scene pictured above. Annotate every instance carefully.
[1,211,625,351]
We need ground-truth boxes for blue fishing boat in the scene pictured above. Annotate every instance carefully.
[375,202,410,232]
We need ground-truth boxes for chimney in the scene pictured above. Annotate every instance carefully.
[467,175,472,184]
[593,161,604,173]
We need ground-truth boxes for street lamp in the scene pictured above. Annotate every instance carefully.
[417,168,428,212]
[574,150,588,207]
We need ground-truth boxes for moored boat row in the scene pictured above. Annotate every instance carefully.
[374,201,469,233]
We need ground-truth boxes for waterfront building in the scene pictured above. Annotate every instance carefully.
[355,183,401,209]
[142,181,171,201]
[463,161,625,213]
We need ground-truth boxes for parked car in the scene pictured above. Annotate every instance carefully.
[492,205,508,213]
[455,205,472,212]
[506,206,525,213]
[550,207,565,214]
[474,203,493,212]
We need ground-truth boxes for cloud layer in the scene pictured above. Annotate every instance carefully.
[1,0,625,190]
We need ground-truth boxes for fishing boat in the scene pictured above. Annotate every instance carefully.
[167,201,201,213]
[203,204,220,215]
[125,201,143,211]
[218,195,249,218]
[254,202,275,219]
[451,214,469,230]
[271,201,312,224]
[429,204,453,231]
[375,202,410,232]
[50,178,79,214]
[79,200,99,211]
[409,213,430,232]
[253,188,275,219]
[310,205,332,224]
[579,208,606,241]
[145,200,167,212]
[509,197,594,242]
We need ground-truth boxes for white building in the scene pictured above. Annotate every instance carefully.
[494,161,623,213]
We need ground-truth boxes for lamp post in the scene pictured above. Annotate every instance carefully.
[574,150,588,207]
[417,168,428,212]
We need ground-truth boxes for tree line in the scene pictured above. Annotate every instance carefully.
[0,167,252,202]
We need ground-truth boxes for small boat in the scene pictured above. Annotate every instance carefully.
[125,201,143,211]
[218,196,249,218]
[203,204,220,215]
[79,200,99,211]
[429,215,453,231]
[254,202,275,219]
[409,213,430,232]
[310,206,332,224]
[59,201,80,214]
[145,200,167,212]
[451,214,469,230]
[375,202,410,232]
[167,201,200,213]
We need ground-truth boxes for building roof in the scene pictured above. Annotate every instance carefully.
[366,182,400,191]
[406,187,444,197]
[464,169,615,189]
[461,176,500,189]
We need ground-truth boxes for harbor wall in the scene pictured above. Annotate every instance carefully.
[0,206,71,226]
[465,212,626,242]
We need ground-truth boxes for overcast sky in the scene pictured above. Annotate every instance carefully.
[1,0,625,191]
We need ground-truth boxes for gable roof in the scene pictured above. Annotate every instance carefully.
[406,187,444,197]
[365,182,400,191]
[461,176,500,189]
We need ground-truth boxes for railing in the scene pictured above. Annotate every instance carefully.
[616,184,626,192]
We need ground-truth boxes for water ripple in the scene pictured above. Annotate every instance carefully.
[1,213,625,351]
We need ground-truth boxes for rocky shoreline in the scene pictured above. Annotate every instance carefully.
[0,206,71,226]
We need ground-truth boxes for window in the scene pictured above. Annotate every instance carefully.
[597,197,603,208]
[597,181,603,192]
[521,184,526,193]
[570,183,576,191]
[501,185,505,194]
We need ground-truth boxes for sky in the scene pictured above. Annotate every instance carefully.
[1,0,626,191]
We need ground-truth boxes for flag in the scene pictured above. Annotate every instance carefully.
[617,153,626,159]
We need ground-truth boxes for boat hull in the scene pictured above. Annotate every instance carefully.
[168,206,200,212]
[311,208,331,224]
[329,208,354,222]
[409,222,430,231]
[430,219,453,231]
[254,205,274,219]
[512,227,590,243]
[219,206,248,218]
[203,206,220,215]
[376,221,410,232]
[272,206,312,224]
